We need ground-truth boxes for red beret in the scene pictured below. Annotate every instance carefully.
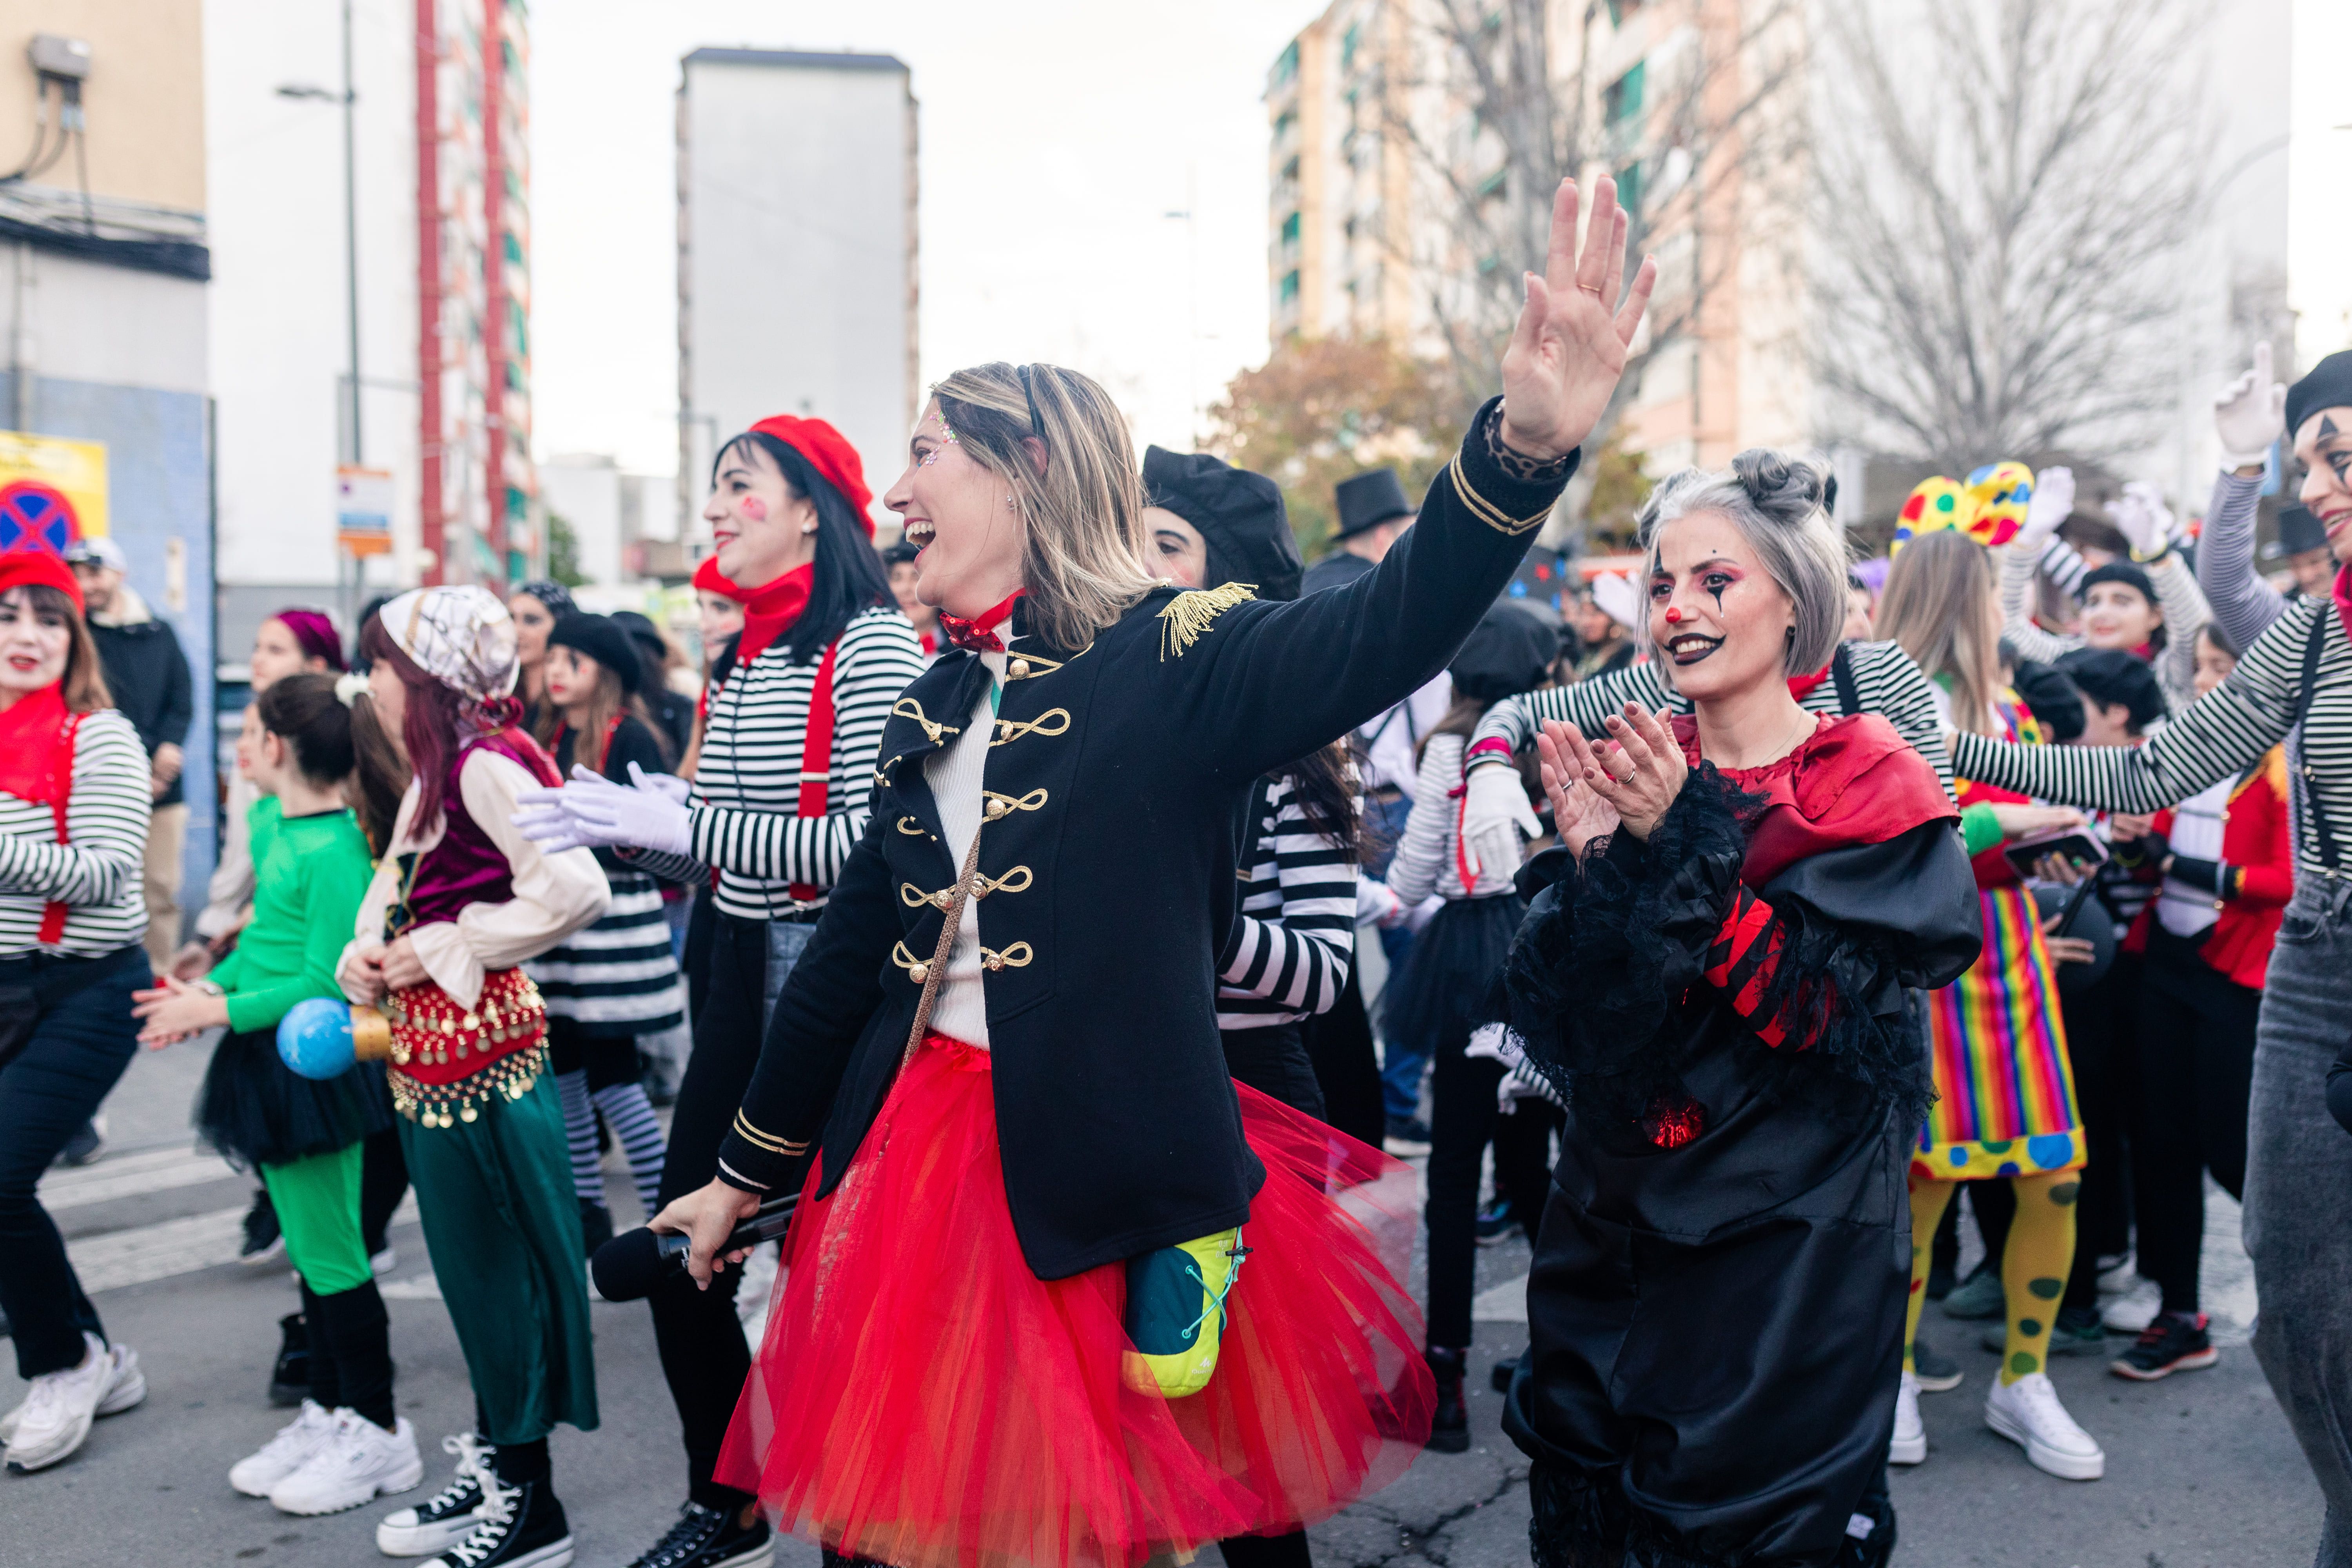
[746,415,874,536]
[0,548,84,612]
[692,554,749,603]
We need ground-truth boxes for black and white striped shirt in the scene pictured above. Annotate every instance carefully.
[1469,639,1956,800]
[0,709,150,956]
[1949,593,2352,880]
[642,607,926,922]
[1216,772,1357,1030]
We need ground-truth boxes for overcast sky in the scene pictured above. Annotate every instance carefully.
[529,2,1327,484]
[528,1,2352,491]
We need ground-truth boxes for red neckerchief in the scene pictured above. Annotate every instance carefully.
[2129,640,2156,661]
[737,563,813,667]
[1784,663,1833,703]
[919,630,938,656]
[0,683,74,804]
[938,590,1024,653]
[2332,561,2352,650]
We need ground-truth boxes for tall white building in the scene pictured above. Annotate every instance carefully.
[676,49,918,540]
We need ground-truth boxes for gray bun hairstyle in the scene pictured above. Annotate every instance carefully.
[1634,449,1850,677]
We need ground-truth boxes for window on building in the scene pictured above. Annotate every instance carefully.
[1605,0,1645,23]
[1341,22,1361,69]
[1616,160,1644,215]
[1281,211,1301,245]
[1606,61,1645,124]
[1279,270,1301,303]
[1273,40,1299,86]
[1274,109,1296,142]
[1281,156,1301,184]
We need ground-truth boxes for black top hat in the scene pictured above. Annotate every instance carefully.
[2277,503,2330,559]
[1448,602,1559,705]
[1143,447,1303,603]
[1333,467,1415,540]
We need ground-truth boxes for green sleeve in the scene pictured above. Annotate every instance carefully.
[223,831,373,1035]
[1959,802,2004,858]
[207,942,246,997]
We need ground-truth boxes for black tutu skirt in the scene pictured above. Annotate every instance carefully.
[1380,893,1524,1058]
[194,1027,392,1172]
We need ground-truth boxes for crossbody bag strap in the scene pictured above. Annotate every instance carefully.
[786,641,842,902]
[2295,607,2343,873]
[36,713,82,946]
[1829,641,1862,717]
[900,826,987,1070]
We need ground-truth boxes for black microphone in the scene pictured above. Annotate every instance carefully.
[589,1194,800,1302]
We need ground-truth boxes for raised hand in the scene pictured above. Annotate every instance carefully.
[2017,466,2074,551]
[1552,702,1686,841]
[2111,481,2176,561]
[2214,341,2287,472]
[1535,721,1621,857]
[1499,178,1659,463]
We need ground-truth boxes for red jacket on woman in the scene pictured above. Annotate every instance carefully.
[2129,746,2293,990]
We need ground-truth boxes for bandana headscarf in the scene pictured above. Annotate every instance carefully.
[377,587,521,723]
[514,579,578,619]
[270,606,347,671]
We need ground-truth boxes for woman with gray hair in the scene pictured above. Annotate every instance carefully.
[1494,451,1984,1567]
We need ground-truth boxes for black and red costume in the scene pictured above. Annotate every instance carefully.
[1498,713,1980,1567]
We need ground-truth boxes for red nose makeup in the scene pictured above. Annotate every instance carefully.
[1665,606,1684,624]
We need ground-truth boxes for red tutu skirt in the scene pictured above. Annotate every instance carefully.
[715,1033,1434,1568]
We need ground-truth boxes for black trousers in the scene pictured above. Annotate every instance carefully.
[1300,968,1385,1149]
[2058,951,2140,1310]
[1220,1021,1326,1119]
[649,908,809,1511]
[360,1127,409,1256]
[1427,1049,1507,1350]
[0,946,147,1378]
[2133,924,2259,1314]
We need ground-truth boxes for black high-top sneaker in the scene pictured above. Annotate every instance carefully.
[623,1501,774,1568]
[379,1435,495,1557]
[268,1312,310,1407]
[1425,1346,1470,1454]
[423,1471,573,1568]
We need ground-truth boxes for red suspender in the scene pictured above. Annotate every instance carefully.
[786,641,840,902]
[36,713,82,946]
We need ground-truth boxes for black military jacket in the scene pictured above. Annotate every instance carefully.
[716,400,1575,1279]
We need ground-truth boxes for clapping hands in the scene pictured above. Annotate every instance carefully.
[1539,703,1686,842]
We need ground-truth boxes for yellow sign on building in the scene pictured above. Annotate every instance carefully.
[0,430,109,551]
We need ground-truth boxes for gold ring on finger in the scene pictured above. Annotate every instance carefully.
[1579,284,1605,296]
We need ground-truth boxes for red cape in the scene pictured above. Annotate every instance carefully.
[1671,713,1957,890]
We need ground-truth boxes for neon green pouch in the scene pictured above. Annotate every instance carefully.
[1120,1227,1249,1398]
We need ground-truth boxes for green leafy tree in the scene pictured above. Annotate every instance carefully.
[546,510,588,589]
[1203,338,1465,558]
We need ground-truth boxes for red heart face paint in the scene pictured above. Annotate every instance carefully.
[740,496,768,522]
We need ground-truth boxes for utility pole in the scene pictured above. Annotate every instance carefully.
[341,0,361,465]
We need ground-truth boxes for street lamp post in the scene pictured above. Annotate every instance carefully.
[278,0,361,466]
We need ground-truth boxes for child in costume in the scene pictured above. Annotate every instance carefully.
[1871,527,2109,1481]
[338,587,608,1568]
[528,611,685,1253]
[1499,454,1983,1568]
[137,673,417,1513]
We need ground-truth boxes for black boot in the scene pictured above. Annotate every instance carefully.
[579,1199,615,1258]
[1490,1350,1521,1394]
[268,1311,310,1407]
[1425,1346,1470,1454]
[622,1500,773,1568]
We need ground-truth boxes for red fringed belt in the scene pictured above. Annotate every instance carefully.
[383,967,549,1128]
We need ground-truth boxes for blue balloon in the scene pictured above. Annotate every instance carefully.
[278,996,356,1081]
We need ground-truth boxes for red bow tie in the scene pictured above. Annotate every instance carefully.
[938,590,1024,653]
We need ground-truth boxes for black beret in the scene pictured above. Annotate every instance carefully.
[546,613,644,695]
[1450,602,1558,706]
[2056,646,2164,731]
[2009,659,2085,744]
[1143,446,1303,604]
[2077,560,2157,606]
[2286,350,2352,444]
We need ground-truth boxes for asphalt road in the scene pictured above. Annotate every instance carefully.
[0,1033,2327,1568]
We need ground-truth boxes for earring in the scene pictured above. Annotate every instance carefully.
[802,522,818,535]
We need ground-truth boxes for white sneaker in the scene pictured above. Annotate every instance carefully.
[1889,1370,1926,1465]
[3,1332,121,1472]
[230,1400,340,1497]
[0,1338,143,1445]
[1985,1372,2105,1480]
[269,1408,423,1515]
[371,1245,398,1276]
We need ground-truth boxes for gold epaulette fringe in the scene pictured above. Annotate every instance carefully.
[1158,582,1256,661]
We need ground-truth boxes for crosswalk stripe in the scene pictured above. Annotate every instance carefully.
[65,1194,421,1296]
[39,1142,244,1212]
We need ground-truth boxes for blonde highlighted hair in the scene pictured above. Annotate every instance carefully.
[1873,530,2003,735]
[932,362,1163,651]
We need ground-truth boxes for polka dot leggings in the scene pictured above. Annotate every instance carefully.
[1905,1170,2079,1385]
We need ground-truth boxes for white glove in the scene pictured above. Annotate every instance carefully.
[2110,481,2176,561]
[630,763,692,806]
[2017,466,2074,550]
[512,764,694,857]
[510,802,600,857]
[1404,895,1445,935]
[1354,876,1406,930]
[1590,571,1643,632]
[2214,341,2287,472]
[1461,758,1540,882]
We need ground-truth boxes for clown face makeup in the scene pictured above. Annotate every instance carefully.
[1646,510,1799,704]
